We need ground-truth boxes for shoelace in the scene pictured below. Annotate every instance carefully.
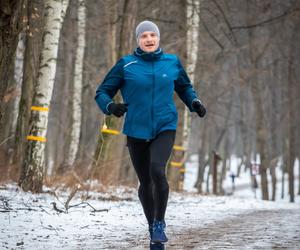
[153,222,165,233]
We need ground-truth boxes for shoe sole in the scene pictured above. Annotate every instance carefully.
[151,239,168,243]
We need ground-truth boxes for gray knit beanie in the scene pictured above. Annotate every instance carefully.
[135,20,160,42]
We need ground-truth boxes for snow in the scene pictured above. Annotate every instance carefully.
[1,182,300,249]
[1,156,300,249]
[184,154,300,202]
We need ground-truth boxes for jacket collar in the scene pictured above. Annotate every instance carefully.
[134,47,163,61]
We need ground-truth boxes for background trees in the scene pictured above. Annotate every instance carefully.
[0,0,299,201]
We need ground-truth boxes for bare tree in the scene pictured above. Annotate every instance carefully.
[19,0,69,192]
[14,0,45,169]
[0,0,27,152]
[65,0,86,168]
[93,0,138,185]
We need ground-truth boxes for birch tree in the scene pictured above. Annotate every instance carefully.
[19,0,69,192]
[65,0,86,168]
[168,0,200,190]
[185,0,200,157]
[14,0,45,167]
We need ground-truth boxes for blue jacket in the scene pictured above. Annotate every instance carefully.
[95,48,199,140]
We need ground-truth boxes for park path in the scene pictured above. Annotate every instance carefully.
[164,209,300,250]
[1,186,299,250]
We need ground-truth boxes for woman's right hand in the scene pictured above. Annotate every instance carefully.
[108,103,128,117]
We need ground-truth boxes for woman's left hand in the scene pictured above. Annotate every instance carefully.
[192,99,206,118]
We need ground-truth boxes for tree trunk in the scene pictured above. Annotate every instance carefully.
[14,0,45,168]
[219,156,227,195]
[117,0,138,185]
[247,1,270,201]
[270,159,277,201]
[65,0,86,168]
[0,0,27,142]
[4,33,26,165]
[287,35,297,203]
[49,0,77,175]
[19,0,69,192]
[256,104,269,201]
[169,0,200,190]
[184,0,200,159]
[194,121,208,193]
[93,0,137,185]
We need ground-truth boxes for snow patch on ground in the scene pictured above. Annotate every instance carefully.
[1,184,299,249]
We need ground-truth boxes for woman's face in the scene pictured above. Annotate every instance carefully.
[138,31,160,53]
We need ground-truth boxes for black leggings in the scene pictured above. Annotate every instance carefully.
[127,130,176,224]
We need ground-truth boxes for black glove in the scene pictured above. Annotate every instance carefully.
[108,103,128,117]
[192,99,206,118]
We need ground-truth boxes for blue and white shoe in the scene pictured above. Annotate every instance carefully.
[150,242,165,250]
[151,220,168,243]
[149,223,165,249]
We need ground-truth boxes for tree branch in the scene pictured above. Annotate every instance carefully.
[231,7,300,30]
[211,0,238,46]
[199,13,224,51]
[65,185,80,210]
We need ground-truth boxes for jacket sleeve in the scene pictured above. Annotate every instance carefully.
[95,58,125,115]
[174,56,198,112]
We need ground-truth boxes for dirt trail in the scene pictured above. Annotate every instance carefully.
[165,209,300,250]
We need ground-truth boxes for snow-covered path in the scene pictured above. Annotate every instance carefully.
[1,185,299,249]
[169,209,300,249]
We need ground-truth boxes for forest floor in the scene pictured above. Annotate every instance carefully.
[168,208,300,249]
[1,183,300,250]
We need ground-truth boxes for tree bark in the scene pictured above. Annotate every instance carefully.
[0,0,27,146]
[65,0,86,168]
[117,0,138,185]
[3,32,25,162]
[169,0,200,191]
[14,0,45,168]
[19,0,69,192]
[287,24,298,203]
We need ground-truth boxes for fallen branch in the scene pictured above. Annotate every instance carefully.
[69,202,109,213]
[51,202,65,213]
[0,210,11,213]
[85,202,109,213]
[39,205,51,215]
[16,207,38,211]
[0,196,12,211]
[65,185,80,210]
[97,195,133,202]
[39,218,61,235]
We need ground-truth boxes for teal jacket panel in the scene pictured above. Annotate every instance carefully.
[95,48,198,140]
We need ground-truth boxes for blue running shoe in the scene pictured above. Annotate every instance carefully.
[151,220,168,243]
[150,242,165,250]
